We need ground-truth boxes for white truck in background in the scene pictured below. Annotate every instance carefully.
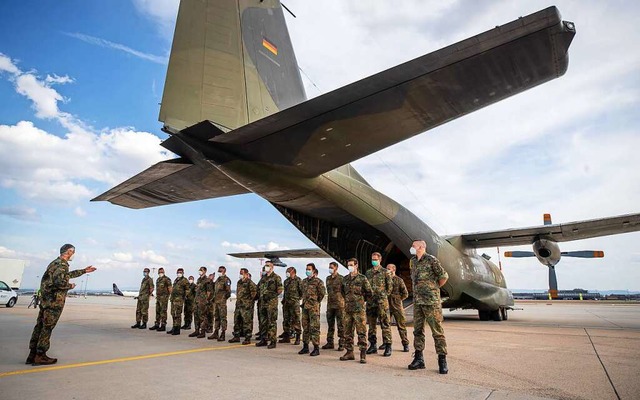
[0,259,25,307]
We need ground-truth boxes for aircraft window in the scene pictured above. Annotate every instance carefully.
[0,281,10,291]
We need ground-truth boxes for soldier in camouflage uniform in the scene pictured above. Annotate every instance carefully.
[386,264,410,352]
[323,261,345,351]
[167,268,190,335]
[131,267,154,329]
[340,258,372,364]
[209,266,232,341]
[150,267,172,332]
[181,275,196,329]
[189,267,212,338]
[279,267,302,344]
[298,263,326,356]
[206,273,215,333]
[256,261,283,349]
[408,239,449,374]
[365,252,394,357]
[229,268,258,345]
[27,244,96,365]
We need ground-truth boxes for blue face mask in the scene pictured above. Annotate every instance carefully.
[305,270,312,277]
[371,260,380,267]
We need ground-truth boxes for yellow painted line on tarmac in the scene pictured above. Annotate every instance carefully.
[0,344,245,378]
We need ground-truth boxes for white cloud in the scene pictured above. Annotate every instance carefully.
[15,73,65,119]
[197,219,219,229]
[221,242,256,252]
[0,246,17,257]
[113,252,133,262]
[140,250,168,264]
[0,53,20,74]
[257,241,289,252]
[0,206,40,221]
[132,0,179,29]
[74,206,87,217]
[65,32,167,64]
[45,74,74,85]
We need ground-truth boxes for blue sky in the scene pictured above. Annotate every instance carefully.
[1,0,639,291]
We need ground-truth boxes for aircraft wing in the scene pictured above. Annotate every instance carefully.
[228,248,330,259]
[202,7,575,177]
[452,213,640,248]
[92,158,250,209]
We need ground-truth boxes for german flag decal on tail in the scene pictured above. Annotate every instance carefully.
[262,37,278,55]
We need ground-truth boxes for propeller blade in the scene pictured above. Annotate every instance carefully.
[561,251,605,258]
[504,251,536,258]
[548,266,558,299]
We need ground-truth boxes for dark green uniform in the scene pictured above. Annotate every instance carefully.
[365,267,393,345]
[258,272,283,343]
[389,275,409,346]
[195,275,213,332]
[170,276,190,328]
[233,277,258,338]
[282,275,303,336]
[183,281,196,326]
[325,273,345,347]
[341,273,372,352]
[136,276,154,324]
[256,275,265,338]
[410,253,448,355]
[301,276,325,346]
[213,275,232,332]
[29,258,86,353]
[155,275,172,325]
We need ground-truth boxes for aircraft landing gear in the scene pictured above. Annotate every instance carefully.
[500,307,508,321]
[478,310,490,321]
[479,307,508,321]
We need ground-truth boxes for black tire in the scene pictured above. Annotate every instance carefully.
[478,310,490,321]
[491,309,502,321]
[7,297,16,308]
[500,307,508,321]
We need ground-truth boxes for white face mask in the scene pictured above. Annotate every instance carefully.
[218,271,225,276]
[159,273,165,278]
[189,279,194,284]
[286,272,291,278]
[177,273,183,278]
[348,266,355,273]
[409,247,417,256]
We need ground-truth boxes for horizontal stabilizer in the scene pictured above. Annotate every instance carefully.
[92,158,250,209]
[455,213,640,248]
[228,248,330,259]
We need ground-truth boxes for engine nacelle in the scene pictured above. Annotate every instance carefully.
[532,238,561,267]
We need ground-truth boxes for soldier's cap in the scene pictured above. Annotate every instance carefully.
[177,268,184,272]
[143,267,150,272]
[158,267,165,272]
[60,243,75,254]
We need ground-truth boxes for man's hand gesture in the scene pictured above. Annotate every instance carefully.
[85,266,97,273]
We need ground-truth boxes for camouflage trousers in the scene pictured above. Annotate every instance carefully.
[195,299,209,332]
[282,300,301,335]
[213,300,228,332]
[135,296,150,324]
[302,305,321,346]
[29,306,62,353]
[257,299,264,337]
[343,309,367,352]
[171,299,185,328]
[155,296,169,324]
[326,306,344,346]
[389,300,409,345]
[183,298,194,326]
[207,302,214,331]
[366,298,392,344]
[233,303,254,338]
[259,298,278,342]
[413,304,447,355]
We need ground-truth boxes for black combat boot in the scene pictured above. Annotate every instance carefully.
[218,331,225,341]
[197,330,206,338]
[149,323,159,331]
[228,335,241,343]
[267,341,277,349]
[166,326,175,334]
[378,343,386,350]
[172,327,181,336]
[321,341,334,350]
[180,323,189,330]
[278,332,285,339]
[366,341,378,354]
[188,329,200,338]
[340,350,354,361]
[157,323,166,332]
[131,322,141,329]
[293,332,301,346]
[408,350,425,370]
[255,339,268,347]
[360,349,367,364]
[438,354,449,374]
[139,323,147,329]
[383,343,392,357]
[278,333,290,343]
[403,343,410,352]
[298,343,309,354]
[208,329,219,340]
[242,337,251,345]
[26,349,36,365]
[310,345,320,357]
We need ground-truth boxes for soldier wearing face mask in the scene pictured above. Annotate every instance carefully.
[229,268,257,345]
[298,263,325,356]
[150,267,172,332]
[340,258,372,364]
[365,252,394,357]
[182,275,196,330]
[323,261,345,351]
[256,261,283,349]
[131,267,154,329]
[279,267,302,345]
[209,266,232,341]
[167,268,190,335]
[189,267,212,338]
[385,264,410,352]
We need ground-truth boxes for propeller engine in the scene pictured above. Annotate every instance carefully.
[504,214,604,298]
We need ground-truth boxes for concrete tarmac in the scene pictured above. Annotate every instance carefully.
[1,297,638,400]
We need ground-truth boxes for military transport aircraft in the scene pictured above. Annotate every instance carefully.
[94,0,640,320]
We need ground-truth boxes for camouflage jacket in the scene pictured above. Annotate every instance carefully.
[365,267,393,302]
[213,275,232,302]
[170,276,190,302]
[156,275,172,297]
[138,276,154,299]
[410,253,448,306]
[255,276,265,302]
[195,275,213,305]
[283,275,303,303]
[301,276,326,310]
[325,273,345,309]
[259,272,283,302]
[186,282,196,301]
[236,278,257,307]
[39,257,86,309]
[389,275,408,309]
[341,273,372,313]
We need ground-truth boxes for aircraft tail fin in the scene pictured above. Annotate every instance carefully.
[159,0,306,132]
[112,283,124,297]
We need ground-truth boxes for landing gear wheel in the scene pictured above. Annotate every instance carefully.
[500,307,508,321]
[478,310,490,321]
[490,309,503,321]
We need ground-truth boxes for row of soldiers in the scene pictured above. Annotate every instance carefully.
[130,240,449,373]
